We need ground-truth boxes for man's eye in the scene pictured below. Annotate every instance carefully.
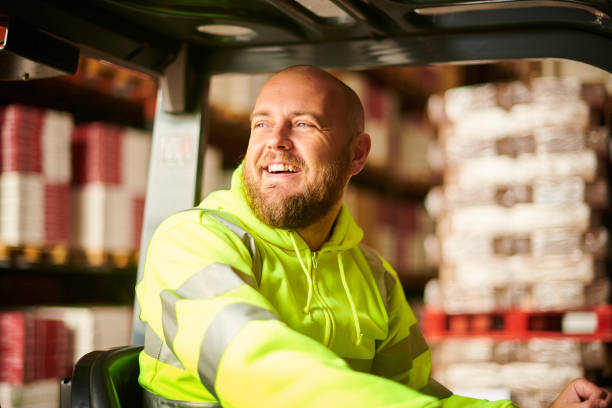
[296,122,312,128]
[253,122,266,128]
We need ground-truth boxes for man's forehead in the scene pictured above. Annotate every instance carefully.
[270,68,335,84]
[254,73,343,111]
[265,70,344,97]
[250,108,326,123]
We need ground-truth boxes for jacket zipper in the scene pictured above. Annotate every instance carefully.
[310,251,336,347]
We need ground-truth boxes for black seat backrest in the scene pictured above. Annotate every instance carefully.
[64,345,143,408]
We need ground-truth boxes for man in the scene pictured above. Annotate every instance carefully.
[136,66,610,408]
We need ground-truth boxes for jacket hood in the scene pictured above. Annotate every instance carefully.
[199,163,364,253]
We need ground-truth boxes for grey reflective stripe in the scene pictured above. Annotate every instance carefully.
[421,377,453,399]
[158,262,252,396]
[344,357,373,373]
[161,290,180,351]
[207,212,262,286]
[408,323,429,358]
[197,302,279,399]
[143,388,221,408]
[160,262,249,348]
[176,263,252,298]
[371,323,430,379]
[359,244,396,311]
[144,324,184,369]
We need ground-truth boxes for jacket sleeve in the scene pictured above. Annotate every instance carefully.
[137,210,442,408]
[370,257,518,408]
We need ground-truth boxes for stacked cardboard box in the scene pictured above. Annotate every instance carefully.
[70,122,150,260]
[423,76,611,404]
[0,105,73,252]
[0,311,73,387]
[34,306,132,362]
[0,306,132,408]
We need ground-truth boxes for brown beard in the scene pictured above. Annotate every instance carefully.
[243,150,351,230]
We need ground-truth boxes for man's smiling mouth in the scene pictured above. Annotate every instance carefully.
[266,163,300,174]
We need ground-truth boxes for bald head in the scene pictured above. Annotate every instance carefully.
[268,65,365,137]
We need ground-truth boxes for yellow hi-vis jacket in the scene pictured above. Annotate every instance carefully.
[137,164,518,408]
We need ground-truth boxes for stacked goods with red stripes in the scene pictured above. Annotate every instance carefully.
[422,76,611,405]
[33,306,132,363]
[0,306,132,408]
[0,311,73,408]
[0,105,73,257]
[70,122,150,265]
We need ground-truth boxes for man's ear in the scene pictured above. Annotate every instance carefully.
[349,132,371,175]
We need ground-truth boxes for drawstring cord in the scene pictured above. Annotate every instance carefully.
[290,234,313,314]
[337,252,363,346]
[289,233,362,346]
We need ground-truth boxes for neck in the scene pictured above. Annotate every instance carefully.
[296,201,343,251]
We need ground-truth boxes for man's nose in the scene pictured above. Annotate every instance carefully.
[267,124,293,150]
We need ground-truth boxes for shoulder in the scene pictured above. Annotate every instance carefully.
[149,208,253,258]
[144,208,257,281]
[154,208,244,238]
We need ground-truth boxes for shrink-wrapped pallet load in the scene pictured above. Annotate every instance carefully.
[422,74,611,405]
[425,76,610,313]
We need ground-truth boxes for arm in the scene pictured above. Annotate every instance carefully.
[370,257,517,408]
[137,210,441,408]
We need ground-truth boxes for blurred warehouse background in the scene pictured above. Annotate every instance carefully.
[0,57,610,407]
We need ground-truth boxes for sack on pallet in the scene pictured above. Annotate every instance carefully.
[524,339,581,365]
[437,339,495,365]
[447,150,598,188]
[501,362,582,392]
[442,362,504,390]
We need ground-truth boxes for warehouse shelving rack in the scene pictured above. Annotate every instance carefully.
[1,1,612,406]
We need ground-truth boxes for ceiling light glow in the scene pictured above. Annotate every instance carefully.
[295,0,354,23]
[196,24,256,41]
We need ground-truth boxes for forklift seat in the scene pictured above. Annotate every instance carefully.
[61,345,144,408]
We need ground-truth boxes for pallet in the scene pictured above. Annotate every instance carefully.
[421,305,612,342]
[0,243,69,266]
[71,249,136,269]
[0,244,137,269]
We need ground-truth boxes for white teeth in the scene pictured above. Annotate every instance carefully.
[267,163,297,173]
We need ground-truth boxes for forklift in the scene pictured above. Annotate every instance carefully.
[1,1,611,406]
